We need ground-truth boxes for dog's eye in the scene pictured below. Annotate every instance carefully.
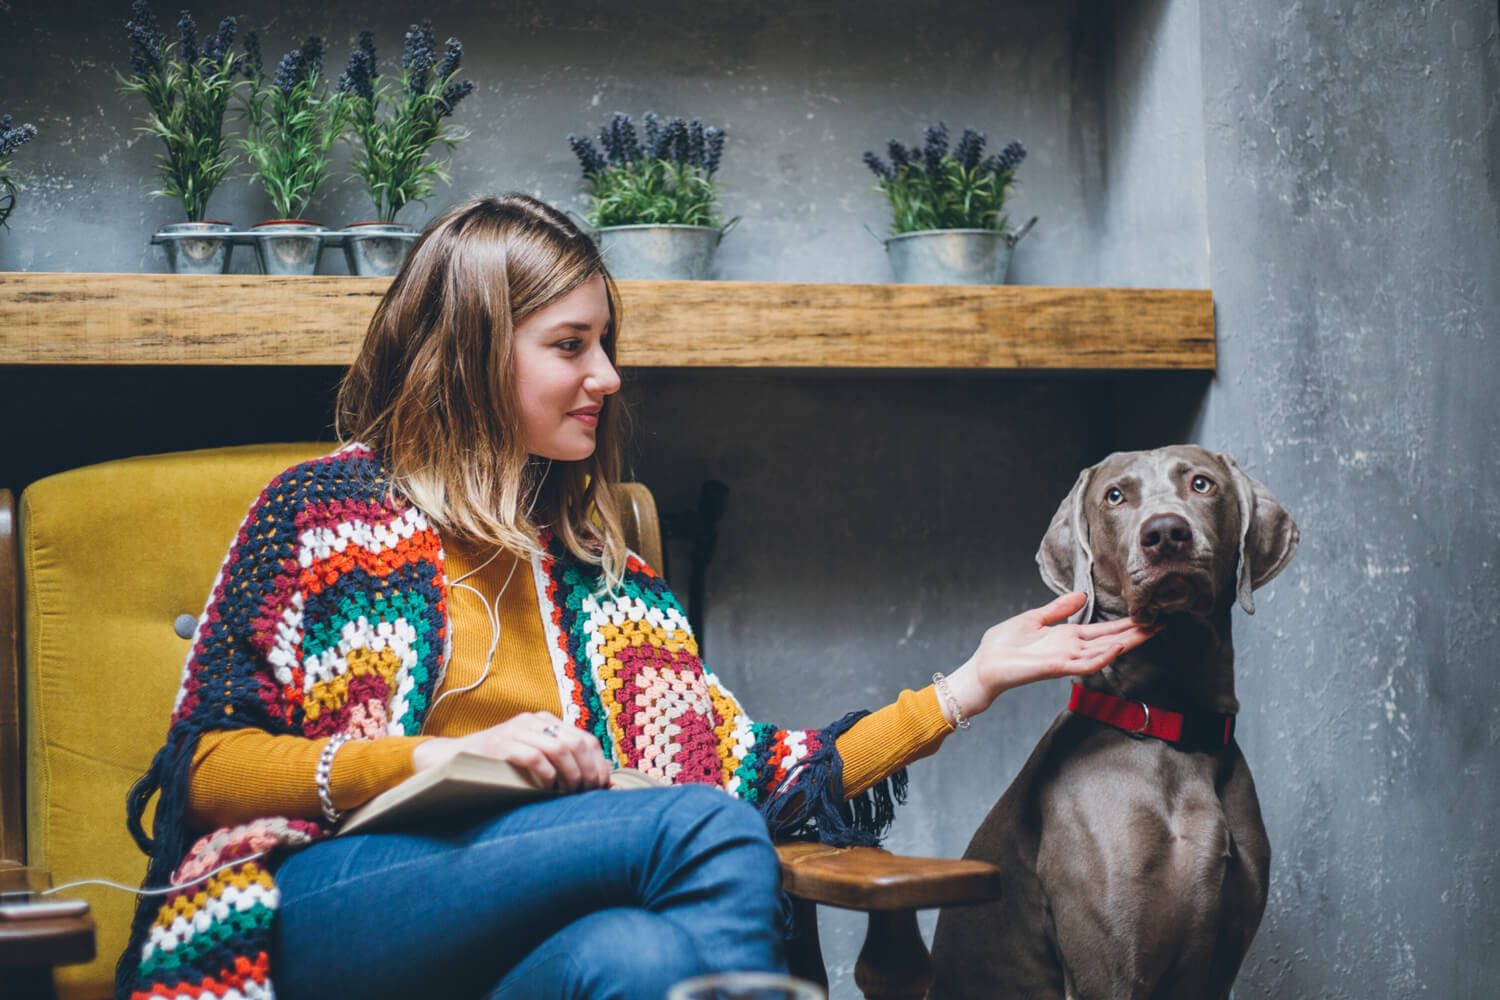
[1105,487,1125,506]
[1191,475,1215,494]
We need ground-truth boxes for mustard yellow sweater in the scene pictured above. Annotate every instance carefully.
[187,536,953,829]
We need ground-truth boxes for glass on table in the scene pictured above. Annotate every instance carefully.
[667,972,826,1000]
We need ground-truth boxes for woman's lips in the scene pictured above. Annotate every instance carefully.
[568,409,600,427]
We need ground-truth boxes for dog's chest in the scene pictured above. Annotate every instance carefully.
[1037,726,1266,921]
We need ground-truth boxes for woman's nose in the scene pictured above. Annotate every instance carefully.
[585,348,621,395]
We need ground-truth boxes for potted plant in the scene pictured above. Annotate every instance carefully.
[568,111,735,280]
[120,2,244,273]
[236,33,350,275]
[335,23,474,276]
[862,123,1036,284]
[0,113,39,230]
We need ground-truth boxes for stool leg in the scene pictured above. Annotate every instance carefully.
[853,909,932,1000]
[10,965,58,1000]
[786,895,828,990]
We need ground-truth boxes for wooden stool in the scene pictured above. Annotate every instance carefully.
[0,908,96,1000]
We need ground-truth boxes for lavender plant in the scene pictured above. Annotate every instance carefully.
[335,22,474,224]
[0,113,39,229]
[567,112,726,227]
[863,123,1027,234]
[119,3,243,221]
[237,34,351,220]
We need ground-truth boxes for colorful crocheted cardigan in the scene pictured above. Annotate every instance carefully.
[119,443,905,999]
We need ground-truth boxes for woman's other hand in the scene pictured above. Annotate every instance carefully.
[411,711,612,793]
[942,593,1161,724]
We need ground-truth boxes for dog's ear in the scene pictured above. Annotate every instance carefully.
[1219,453,1299,614]
[1036,466,1096,624]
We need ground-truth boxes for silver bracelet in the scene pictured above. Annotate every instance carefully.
[316,733,354,824]
[932,672,972,730]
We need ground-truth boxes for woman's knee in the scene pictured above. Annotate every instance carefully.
[658,785,781,885]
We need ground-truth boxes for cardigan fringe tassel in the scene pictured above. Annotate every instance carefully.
[759,710,910,847]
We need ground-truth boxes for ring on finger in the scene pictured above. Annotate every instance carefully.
[541,723,562,739]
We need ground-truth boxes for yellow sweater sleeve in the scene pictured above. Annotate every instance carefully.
[186,729,431,829]
[834,685,955,798]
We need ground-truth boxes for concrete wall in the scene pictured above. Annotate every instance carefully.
[1188,2,1500,996]
[3,0,1497,996]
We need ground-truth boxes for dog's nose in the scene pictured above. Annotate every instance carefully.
[1140,513,1193,560]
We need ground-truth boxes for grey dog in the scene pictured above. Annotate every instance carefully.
[929,445,1298,1000]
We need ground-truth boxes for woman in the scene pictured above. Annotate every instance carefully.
[120,194,1157,1000]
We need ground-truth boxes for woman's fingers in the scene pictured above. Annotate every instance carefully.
[460,713,611,793]
[502,742,558,789]
[589,751,612,788]
[1111,623,1161,652]
[567,733,610,791]
[1074,644,1125,674]
[1074,626,1154,661]
[1070,624,1157,673]
[460,713,611,794]
[1033,592,1087,626]
[546,737,584,792]
[1076,617,1146,639]
[535,714,610,792]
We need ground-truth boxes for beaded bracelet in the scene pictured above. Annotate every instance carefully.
[932,672,972,730]
[316,733,354,824]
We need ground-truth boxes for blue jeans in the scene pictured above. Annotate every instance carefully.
[270,784,789,999]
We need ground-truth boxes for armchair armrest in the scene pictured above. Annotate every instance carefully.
[776,843,1000,1000]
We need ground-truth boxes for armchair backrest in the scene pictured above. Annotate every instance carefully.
[0,443,660,999]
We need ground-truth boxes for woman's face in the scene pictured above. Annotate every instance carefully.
[511,274,621,461]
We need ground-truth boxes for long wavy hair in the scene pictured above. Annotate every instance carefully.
[336,193,628,584]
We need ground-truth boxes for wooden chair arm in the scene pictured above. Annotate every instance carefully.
[777,842,1000,911]
[776,843,1001,1000]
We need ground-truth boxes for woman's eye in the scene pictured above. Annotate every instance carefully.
[1191,475,1215,494]
[1105,487,1125,506]
[555,339,583,352]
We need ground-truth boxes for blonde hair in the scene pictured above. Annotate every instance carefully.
[336,193,628,585]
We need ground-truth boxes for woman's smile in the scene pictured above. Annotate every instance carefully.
[567,405,601,428]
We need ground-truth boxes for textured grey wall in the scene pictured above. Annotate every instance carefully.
[3,0,1496,997]
[1189,2,1500,996]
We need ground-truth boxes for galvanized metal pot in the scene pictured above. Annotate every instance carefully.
[251,220,327,276]
[883,216,1038,284]
[342,222,418,276]
[593,219,739,280]
[156,221,234,275]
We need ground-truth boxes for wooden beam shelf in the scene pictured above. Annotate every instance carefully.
[0,272,1213,370]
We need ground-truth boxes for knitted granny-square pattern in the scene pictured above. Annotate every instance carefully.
[123,445,898,1000]
[124,444,447,1000]
[540,543,818,798]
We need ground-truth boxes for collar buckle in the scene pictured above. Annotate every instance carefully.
[1128,701,1151,737]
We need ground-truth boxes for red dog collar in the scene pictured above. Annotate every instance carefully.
[1068,683,1235,751]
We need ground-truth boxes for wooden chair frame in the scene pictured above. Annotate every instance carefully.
[0,480,998,999]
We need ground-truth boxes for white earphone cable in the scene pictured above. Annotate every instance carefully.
[40,850,270,898]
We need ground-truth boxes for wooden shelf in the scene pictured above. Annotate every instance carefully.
[0,272,1213,370]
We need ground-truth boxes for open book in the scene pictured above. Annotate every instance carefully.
[338,751,668,836]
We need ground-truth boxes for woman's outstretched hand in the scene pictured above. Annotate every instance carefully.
[941,593,1162,725]
[411,710,612,793]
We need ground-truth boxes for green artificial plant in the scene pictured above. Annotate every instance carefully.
[862,122,1027,234]
[568,111,726,228]
[120,2,243,222]
[335,22,474,224]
